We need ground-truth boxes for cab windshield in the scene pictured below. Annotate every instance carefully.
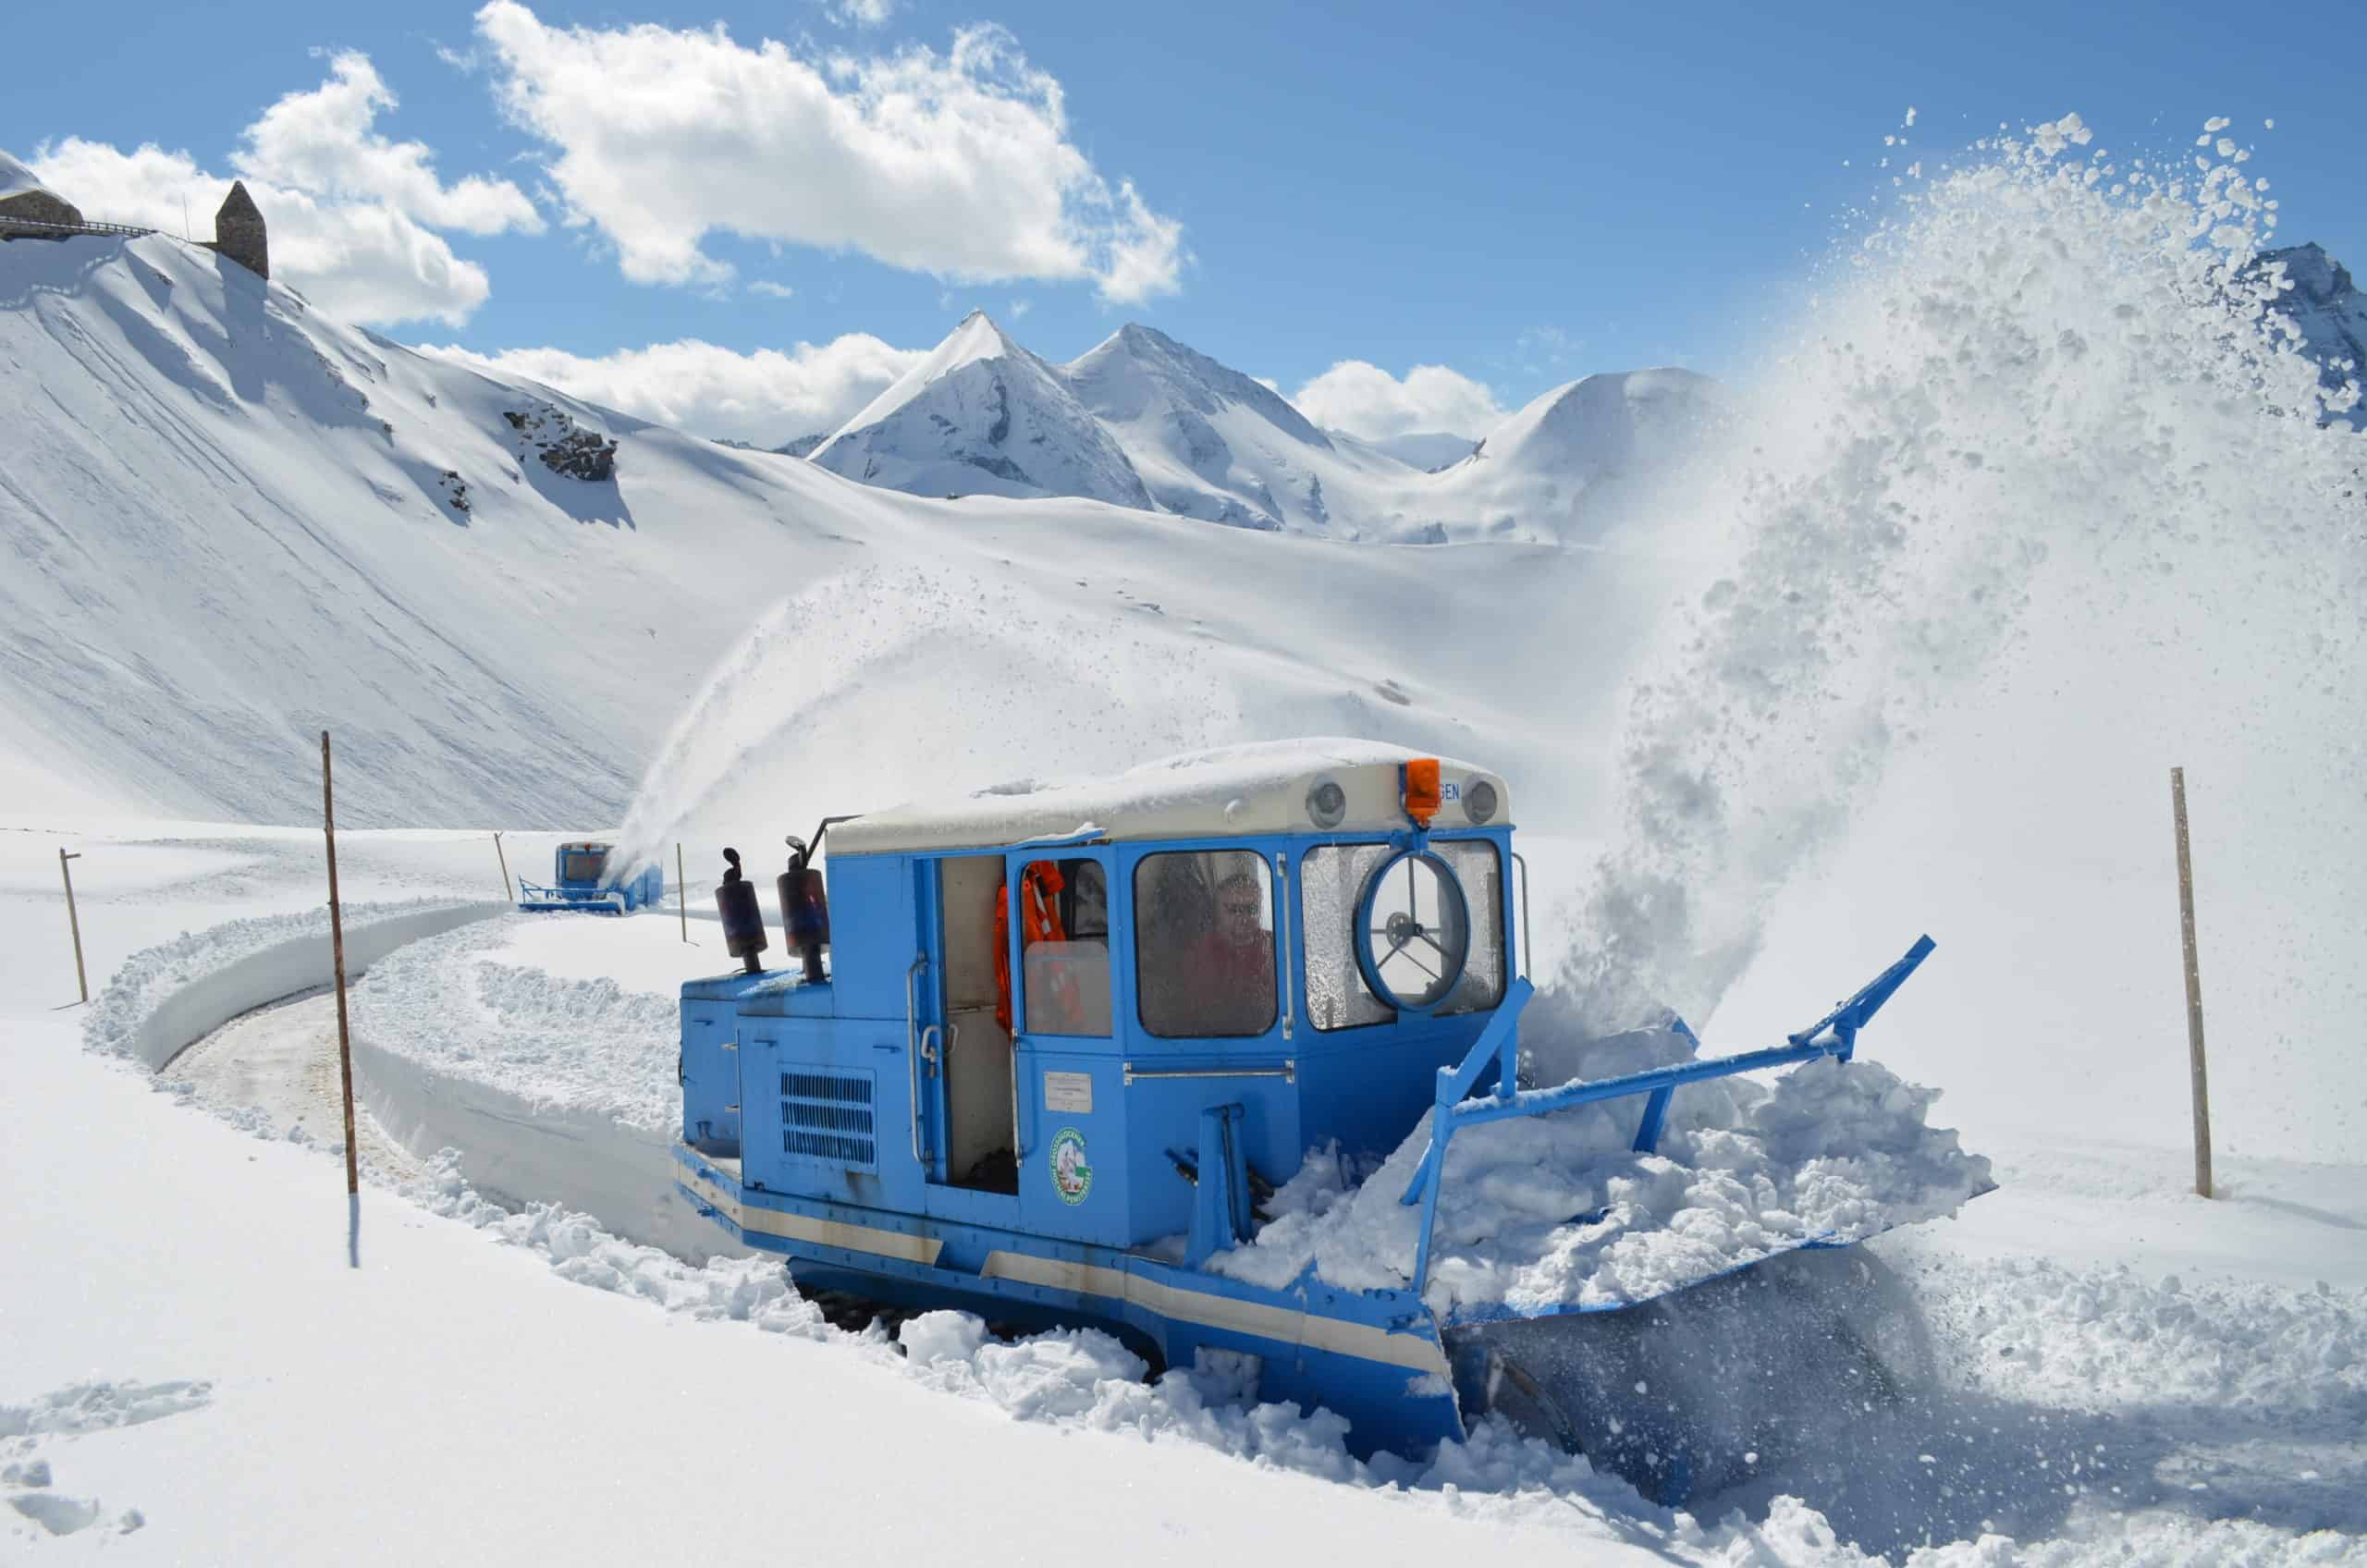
[562,849,609,883]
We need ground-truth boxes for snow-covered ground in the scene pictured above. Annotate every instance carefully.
[5,116,2363,1565]
[6,827,2359,1563]
[0,221,1670,835]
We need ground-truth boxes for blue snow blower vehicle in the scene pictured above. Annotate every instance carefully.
[518,840,664,914]
[674,741,1940,1501]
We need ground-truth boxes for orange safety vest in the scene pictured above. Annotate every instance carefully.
[995,861,1076,1033]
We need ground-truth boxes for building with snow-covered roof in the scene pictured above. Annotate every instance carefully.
[0,154,266,279]
[0,150,85,236]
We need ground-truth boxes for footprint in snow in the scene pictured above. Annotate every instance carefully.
[0,1381,202,1540]
[0,1378,215,1439]
[4,1461,143,1539]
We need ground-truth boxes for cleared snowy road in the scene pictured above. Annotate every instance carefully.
[66,833,2364,1565]
[161,989,423,1181]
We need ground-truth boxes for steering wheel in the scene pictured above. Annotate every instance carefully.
[1352,849,1470,1012]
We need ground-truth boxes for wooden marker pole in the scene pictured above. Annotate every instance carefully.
[678,841,688,945]
[322,732,362,1261]
[58,849,88,1004]
[492,830,513,903]
[2170,767,2213,1199]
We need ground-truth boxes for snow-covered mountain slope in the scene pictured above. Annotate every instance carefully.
[717,432,827,458]
[1063,322,1387,532]
[804,312,1718,544]
[806,311,1153,508]
[1336,429,1480,472]
[0,234,1663,830]
[2256,241,2366,426]
[1418,369,1724,542]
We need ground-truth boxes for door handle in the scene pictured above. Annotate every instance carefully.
[1009,1035,1029,1160]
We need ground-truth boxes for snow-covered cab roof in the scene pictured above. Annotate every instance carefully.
[828,739,1509,857]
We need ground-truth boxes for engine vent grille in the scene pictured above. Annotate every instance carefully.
[780,1068,877,1171]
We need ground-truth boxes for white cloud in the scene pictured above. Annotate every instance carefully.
[419,334,926,445]
[748,280,795,299]
[30,138,493,327]
[472,4,1185,302]
[29,51,536,328]
[824,0,898,26]
[235,51,541,236]
[1288,361,1504,441]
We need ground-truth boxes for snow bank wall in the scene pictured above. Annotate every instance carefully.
[352,1034,732,1260]
[108,902,505,1072]
[99,900,734,1260]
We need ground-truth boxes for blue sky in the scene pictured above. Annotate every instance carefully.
[6,1,2359,445]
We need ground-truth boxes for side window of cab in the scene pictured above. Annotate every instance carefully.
[1134,850,1277,1038]
[1016,857,1112,1035]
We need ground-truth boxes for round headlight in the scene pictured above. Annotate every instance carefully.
[1463,778,1499,825]
[1306,778,1347,829]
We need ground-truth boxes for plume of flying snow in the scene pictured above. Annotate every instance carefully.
[1547,114,2365,1051]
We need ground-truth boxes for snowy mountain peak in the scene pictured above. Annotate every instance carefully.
[807,308,1154,508]
[1458,368,1719,475]
[2251,241,2364,426]
[811,312,1721,544]
[1069,323,1333,453]
[857,308,1036,410]
[2264,241,2355,305]
[941,307,1029,365]
[1052,320,1401,532]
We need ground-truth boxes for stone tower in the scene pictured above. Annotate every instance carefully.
[211,181,268,279]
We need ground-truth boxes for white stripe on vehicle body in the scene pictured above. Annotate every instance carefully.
[681,1165,946,1266]
[681,1162,1448,1379]
[979,1251,1450,1377]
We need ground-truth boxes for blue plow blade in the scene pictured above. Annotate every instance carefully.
[516,882,628,914]
[1405,936,1956,1506]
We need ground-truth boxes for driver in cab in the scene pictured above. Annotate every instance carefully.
[1184,867,1275,1035]
[1141,852,1278,1037]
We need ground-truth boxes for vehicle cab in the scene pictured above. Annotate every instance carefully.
[678,740,1522,1270]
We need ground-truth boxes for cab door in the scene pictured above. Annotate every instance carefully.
[1005,848,1124,1242]
[914,852,1010,1204]
[1110,843,1301,1244]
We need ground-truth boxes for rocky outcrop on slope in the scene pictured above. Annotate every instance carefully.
[505,402,619,481]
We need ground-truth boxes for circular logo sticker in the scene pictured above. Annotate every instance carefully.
[1049,1127,1092,1206]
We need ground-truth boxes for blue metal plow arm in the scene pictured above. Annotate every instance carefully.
[1399,936,1937,1296]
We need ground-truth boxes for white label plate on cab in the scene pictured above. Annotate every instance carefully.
[1043,1071,1093,1114]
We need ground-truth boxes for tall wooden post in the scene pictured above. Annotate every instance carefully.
[323,732,362,1259]
[678,841,688,944]
[2170,767,2213,1199]
[58,849,88,1004]
[493,830,513,903]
